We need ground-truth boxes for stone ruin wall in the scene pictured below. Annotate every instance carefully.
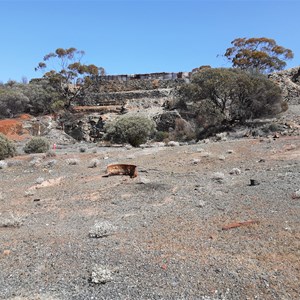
[83,72,190,106]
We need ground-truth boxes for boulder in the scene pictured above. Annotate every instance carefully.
[153,110,182,132]
[269,67,300,104]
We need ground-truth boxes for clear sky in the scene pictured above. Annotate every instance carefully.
[0,0,299,82]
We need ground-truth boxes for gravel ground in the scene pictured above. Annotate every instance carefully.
[0,132,299,300]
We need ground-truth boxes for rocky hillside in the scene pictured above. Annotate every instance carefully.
[269,66,300,104]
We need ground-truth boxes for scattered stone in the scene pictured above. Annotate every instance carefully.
[90,265,113,284]
[35,177,45,184]
[218,155,226,161]
[211,172,225,184]
[200,151,211,158]
[285,144,296,151]
[66,158,80,165]
[136,176,151,184]
[0,161,8,169]
[24,190,35,197]
[6,160,23,167]
[43,159,57,168]
[227,149,234,154]
[79,147,87,153]
[0,213,23,228]
[229,168,241,175]
[249,179,260,186]
[215,132,227,141]
[125,144,133,150]
[3,250,10,256]
[196,200,206,208]
[89,221,115,238]
[196,148,205,153]
[292,189,300,199]
[46,150,56,158]
[192,158,201,164]
[88,158,100,168]
[167,141,180,147]
[29,157,42,167]
[155,142,166,147]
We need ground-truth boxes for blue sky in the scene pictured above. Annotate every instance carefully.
[0,0,299,82]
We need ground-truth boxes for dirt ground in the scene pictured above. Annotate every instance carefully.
[0,132,299,300]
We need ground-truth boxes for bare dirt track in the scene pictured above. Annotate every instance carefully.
[0,132,299,299]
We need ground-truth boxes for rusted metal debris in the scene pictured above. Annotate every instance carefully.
[222,220,259,231]
[103,164,138,178]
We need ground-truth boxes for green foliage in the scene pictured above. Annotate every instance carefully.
[104,114,156,147]
[154,131,169,142]
[224,37,294,73]
[35,47,105,108]
[23,137,50,154]
[0,89,30,118]
[0,133,16,160]
[177,68,283,126]
[24,80,60,115]
[50,99,65,112]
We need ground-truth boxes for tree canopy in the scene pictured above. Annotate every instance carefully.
[35,47,104,108]
[224,37,294,73]
[177,68,284,126]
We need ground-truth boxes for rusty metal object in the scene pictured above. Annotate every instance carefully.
[222,220,259,231]
[103,164,138,178]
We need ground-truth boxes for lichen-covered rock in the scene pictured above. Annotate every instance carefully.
[269,67,300,104]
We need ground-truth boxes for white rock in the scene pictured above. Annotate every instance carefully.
[35,177,45,184]
[167,141,180,147]
[137,176,151,184]
[88,158,100,168]
[192,158,201,164]
[229,168,241,175]
[89,221,115,238]
[216,132,227,141]
[211,172,225,183]
[196,200,206,208]
[0,161,8,169]
[91,265,113,284]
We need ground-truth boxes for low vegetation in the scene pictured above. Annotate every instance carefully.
[104,114,156,147]
[0,133,16,160]
[176,68,284,139]
[23,137,50,154]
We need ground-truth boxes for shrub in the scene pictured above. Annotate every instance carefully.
[177,68,283,125]
[169,118,196,142]
[154,131,169,142]
[0,90,30,118]
[104,114,156,147]
[24,137,50,154]
[0,133,16,160]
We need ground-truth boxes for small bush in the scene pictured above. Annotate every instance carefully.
[169,118,196,142]
[24,137,50,154]
[154,131,169,142]
[0,133,16,160]
[104,114,156,147]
